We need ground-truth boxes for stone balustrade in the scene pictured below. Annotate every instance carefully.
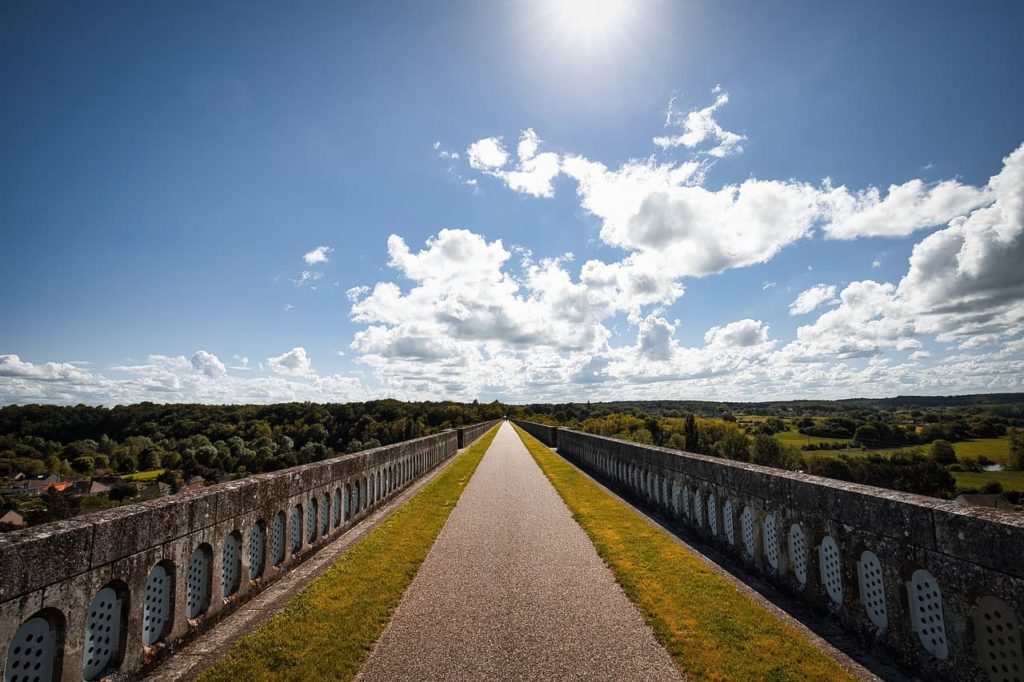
[513,419,1024,681]
[0,421,500,681]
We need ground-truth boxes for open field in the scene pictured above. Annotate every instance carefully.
[198,426,499,682]
[953,470,1024,493]
[951,437,1012,464]
[779,431,1013,464]
[776,429,852,447]
[513,424,855,682]
[121,468,166,481]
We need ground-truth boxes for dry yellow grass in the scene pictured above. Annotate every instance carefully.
[513,424,855,682]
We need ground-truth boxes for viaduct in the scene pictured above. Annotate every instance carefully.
[1,418,1022,681]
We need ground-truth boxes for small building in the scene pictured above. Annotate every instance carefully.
[954,493,1015,510]
[140,482,171,499]
[71,480,111,496]
[0,510,26,528]
[20,474,67,496]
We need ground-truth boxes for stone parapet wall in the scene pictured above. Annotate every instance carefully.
[0,422,497,681]
[513,420,1024,681]
[513,420,558,448]
[458,419,503,448]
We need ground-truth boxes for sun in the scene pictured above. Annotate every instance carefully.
[534,0,641,52]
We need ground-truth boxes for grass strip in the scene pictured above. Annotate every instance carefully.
[512,424,855,682]
[199,426,499,682]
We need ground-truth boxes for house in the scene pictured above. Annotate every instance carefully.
[953,493,1015,510]
[0,510,26,528]
[43,482,72,493]
[140,482,171,499]
[20,474,66,496]
[0,482,29,496]
[70,480,111,496]
[24,480,48,494]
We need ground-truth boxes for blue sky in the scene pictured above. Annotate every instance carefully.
[1,0,1023,404]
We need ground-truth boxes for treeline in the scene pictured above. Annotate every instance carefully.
[520,411,796,467]
[795,414,1010,445]
[513,394,1024,421]
[0,400,505,482]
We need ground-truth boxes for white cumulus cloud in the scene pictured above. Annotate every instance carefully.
[267,347,316,377]
[190,350,226,379]
[303,246,333,265]
[467,137,509,170]
[466,130,560,198]
[789,284,839,316]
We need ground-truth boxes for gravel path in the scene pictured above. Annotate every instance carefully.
[358,422,682,681]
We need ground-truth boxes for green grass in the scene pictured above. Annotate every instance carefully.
[512,425,854,682]
[198,426,499,682]
[953,470,1024,493]
[781,432,1013,466]
[122,468,166,481]
[951,437,1012,465]
[776,429,851,447]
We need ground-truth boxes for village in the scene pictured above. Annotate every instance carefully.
[0,471,205,530]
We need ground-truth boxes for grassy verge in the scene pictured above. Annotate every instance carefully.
[199,426,499,682]
[512,424,854,682]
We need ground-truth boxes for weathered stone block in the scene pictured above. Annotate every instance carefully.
[90,497,185,567]
[932,505,1024,579]
[0,517,94,600]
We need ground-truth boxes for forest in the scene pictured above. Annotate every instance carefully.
[0,400,504,528]
[2,394,1022,530]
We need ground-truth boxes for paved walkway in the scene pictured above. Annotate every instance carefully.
[358,422,681,681]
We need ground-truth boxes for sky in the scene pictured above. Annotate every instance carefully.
[1,0,1023,405]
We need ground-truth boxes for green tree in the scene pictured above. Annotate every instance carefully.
[71,455,95,474]
[139,448,162,471]
[37,488,81,522]
[981,480,1004,495]
[751,435,790,468]
[683,414,698,452]
[1008,428,1024,470]
[715,430,751,461]
[931,440,957,465]
[44,454,61,473]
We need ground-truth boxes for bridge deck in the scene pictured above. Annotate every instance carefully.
[358,421,681,681]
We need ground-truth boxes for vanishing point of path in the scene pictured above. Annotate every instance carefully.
[358,422,681,681]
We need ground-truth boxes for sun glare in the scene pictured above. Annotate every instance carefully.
[535,0,640,53]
